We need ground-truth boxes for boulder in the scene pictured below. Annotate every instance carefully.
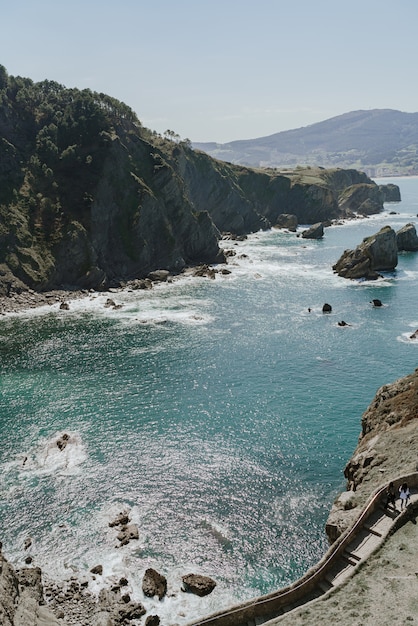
[182,573,216,597]
[322,303,332,313]
[371,299,382,307]
[301,222,324,239]
[274,214,298,231]
[77,266,108,290]
[378,183,401,202]
[396,223,418,251]
[147,270,170,282]
[333,225,398,279]
[336,490,357,510]
[192,264,216,279]
[142,568,167,600]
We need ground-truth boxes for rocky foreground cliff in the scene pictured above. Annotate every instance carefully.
[0,65,397,296]
[326,368,418,542]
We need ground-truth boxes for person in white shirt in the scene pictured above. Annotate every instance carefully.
[399,483,410,510]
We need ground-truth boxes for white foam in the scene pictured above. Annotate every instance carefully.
[39,501,240,625]
[398,329,418,344]
[3,285,217,329]
[19,431,87,477]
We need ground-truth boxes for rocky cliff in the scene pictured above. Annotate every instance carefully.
[0,549,60,626]
[326,368,418,542]
[0,66,398,295]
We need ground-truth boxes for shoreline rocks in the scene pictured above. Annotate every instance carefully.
[301,222,324,239]
[325,368,418,543]
[333,225,398,279]
[333,223,418,280]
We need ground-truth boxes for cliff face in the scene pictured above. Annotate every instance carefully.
[326,368,418,542]
[0,551,60,626]
[0,67,397,294]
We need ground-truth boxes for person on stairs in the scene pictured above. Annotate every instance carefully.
[399,483,410,510]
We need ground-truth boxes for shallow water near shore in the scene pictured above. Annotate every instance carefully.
[1,177,418,623]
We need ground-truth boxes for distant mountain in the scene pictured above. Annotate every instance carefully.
[193,109,418,176]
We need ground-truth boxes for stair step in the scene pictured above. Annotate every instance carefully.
[363,524,383,537]
[342,550,361,565]
[317,579,333,593]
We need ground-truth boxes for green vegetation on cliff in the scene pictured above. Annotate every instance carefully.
[0,65,395,294]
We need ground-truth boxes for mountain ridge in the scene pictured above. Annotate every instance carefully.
[193,109,418,176]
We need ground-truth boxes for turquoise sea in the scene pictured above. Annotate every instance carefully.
[1,177,418,623]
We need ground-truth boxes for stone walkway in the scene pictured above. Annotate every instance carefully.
[188,480,417,626]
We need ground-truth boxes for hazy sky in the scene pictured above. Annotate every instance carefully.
[1,0,417,143]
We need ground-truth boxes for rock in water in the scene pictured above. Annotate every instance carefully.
[182,573,216,597]
[301,222,324,239]
[274,213,298,231]
[396,222,418,251]
[142,568,167,600]
[333,225,398,279]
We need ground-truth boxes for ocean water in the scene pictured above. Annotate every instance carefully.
[1,176,418,623]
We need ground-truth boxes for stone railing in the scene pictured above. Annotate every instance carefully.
[188,472,418,626]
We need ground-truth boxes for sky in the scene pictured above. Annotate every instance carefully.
[1,0,418,144]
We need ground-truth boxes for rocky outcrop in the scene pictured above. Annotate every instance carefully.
[337,183,384,216]
[396,222,418,251]
[301,222,324,239]
[325,368,418,542]
[379,183,401,202]
[0,550,61,626]
[274,214,298,231]
[108,510,139,547]
[333,225,398,279]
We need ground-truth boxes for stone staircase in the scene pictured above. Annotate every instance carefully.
[188,475,418,626]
